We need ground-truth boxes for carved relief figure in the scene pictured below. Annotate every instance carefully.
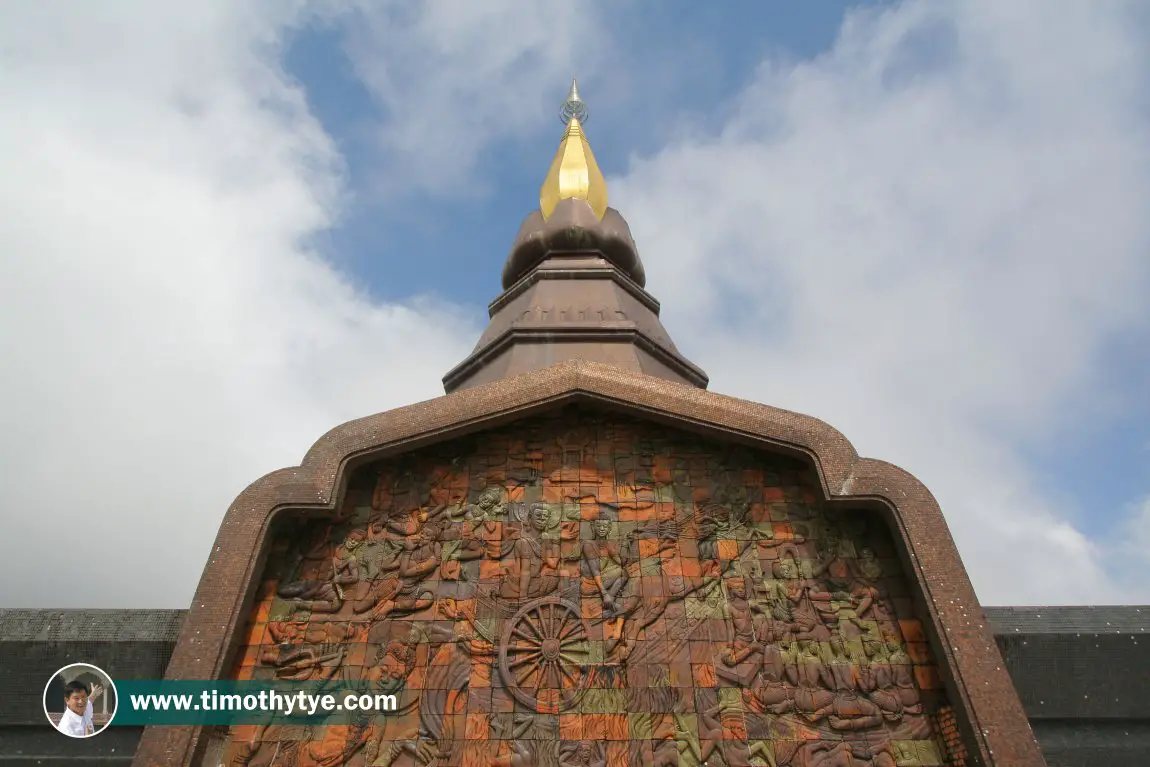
[558,740,606,767]
[221,413,954,767]
[722,575,761,667]
[258,621,357,681]
[491,502,560,601]
[580,514,630,617]
[790,638,836,723]
[763,546,834,642]
[277,530,367,614]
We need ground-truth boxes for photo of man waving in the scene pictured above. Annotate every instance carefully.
[56,679,103,737]
[44,664,116,738]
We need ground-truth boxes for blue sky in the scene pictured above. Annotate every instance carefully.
[288,3,1150,540]
[1,0,1148,608]
[285,2,881,303]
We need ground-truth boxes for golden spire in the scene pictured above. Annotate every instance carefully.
[539,78,608,221]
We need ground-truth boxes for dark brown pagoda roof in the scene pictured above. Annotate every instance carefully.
[443,196,708,392]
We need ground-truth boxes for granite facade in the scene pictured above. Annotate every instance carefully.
[3,606,1146,766]
[117,362,1043,766]
[215,410,953,766]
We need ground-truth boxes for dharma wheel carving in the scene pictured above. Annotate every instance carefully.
[498,596,592,714]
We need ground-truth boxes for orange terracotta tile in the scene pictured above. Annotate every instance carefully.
[692,663,716,687]
[763,486,786,502]
[560,713,583,740]
[583,714,607,740]
[907,641,932,664]
[460,743,495,767]
[383,709,420,741]
[605,713,629,740]
[899,619,926,642]
[446,689,468,714]
[723,717,748,741]
[537,688,560,714]
[469,663,491,688]
[479,559,505,582]
[638,539,661,559]
[464,712,489,740]
[915,665,942,690]
[606,742,630,767]
[241,621,264,646]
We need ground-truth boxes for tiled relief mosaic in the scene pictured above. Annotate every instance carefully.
[222,411,955,767]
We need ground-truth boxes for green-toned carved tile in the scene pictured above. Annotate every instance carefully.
[580,688,626,713]
[891,740,923,766]
[674,712,699,737]
[717,687,744,710]
[627,712,653,740]
[640,557,663,577]
[266,597,296,623]
[686,588,725,620]
[917,740,945,766]
[747,740,775,767]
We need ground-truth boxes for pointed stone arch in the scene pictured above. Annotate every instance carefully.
[134,360,1043,766]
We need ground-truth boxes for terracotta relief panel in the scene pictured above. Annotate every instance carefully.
[220,409,957,766]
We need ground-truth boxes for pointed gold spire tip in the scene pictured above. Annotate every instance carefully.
[560,77,587,124]
[541,78,607,220]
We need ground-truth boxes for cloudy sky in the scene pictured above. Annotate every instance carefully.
[2,0,1148,608]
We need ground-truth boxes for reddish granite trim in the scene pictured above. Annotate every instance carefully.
[133,360,1043,766]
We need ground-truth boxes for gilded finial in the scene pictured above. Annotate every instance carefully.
[540,78,608,220]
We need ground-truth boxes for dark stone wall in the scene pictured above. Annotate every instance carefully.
[0,725,145,766]
[983,606,1150,767]
[0,609,182,765]
[2,607,1149,765]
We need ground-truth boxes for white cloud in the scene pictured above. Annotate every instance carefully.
[337,0,609,199]
[4,0,1148,610]
[0,2,476,608]
[1113,495,1150,596]
[613,0,1150,603]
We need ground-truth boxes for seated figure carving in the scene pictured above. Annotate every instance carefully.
[277,530,367,614]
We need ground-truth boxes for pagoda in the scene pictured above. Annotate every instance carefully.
[134,82,1046,767]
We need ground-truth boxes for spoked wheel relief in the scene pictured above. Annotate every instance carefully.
[498,596,592,713]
